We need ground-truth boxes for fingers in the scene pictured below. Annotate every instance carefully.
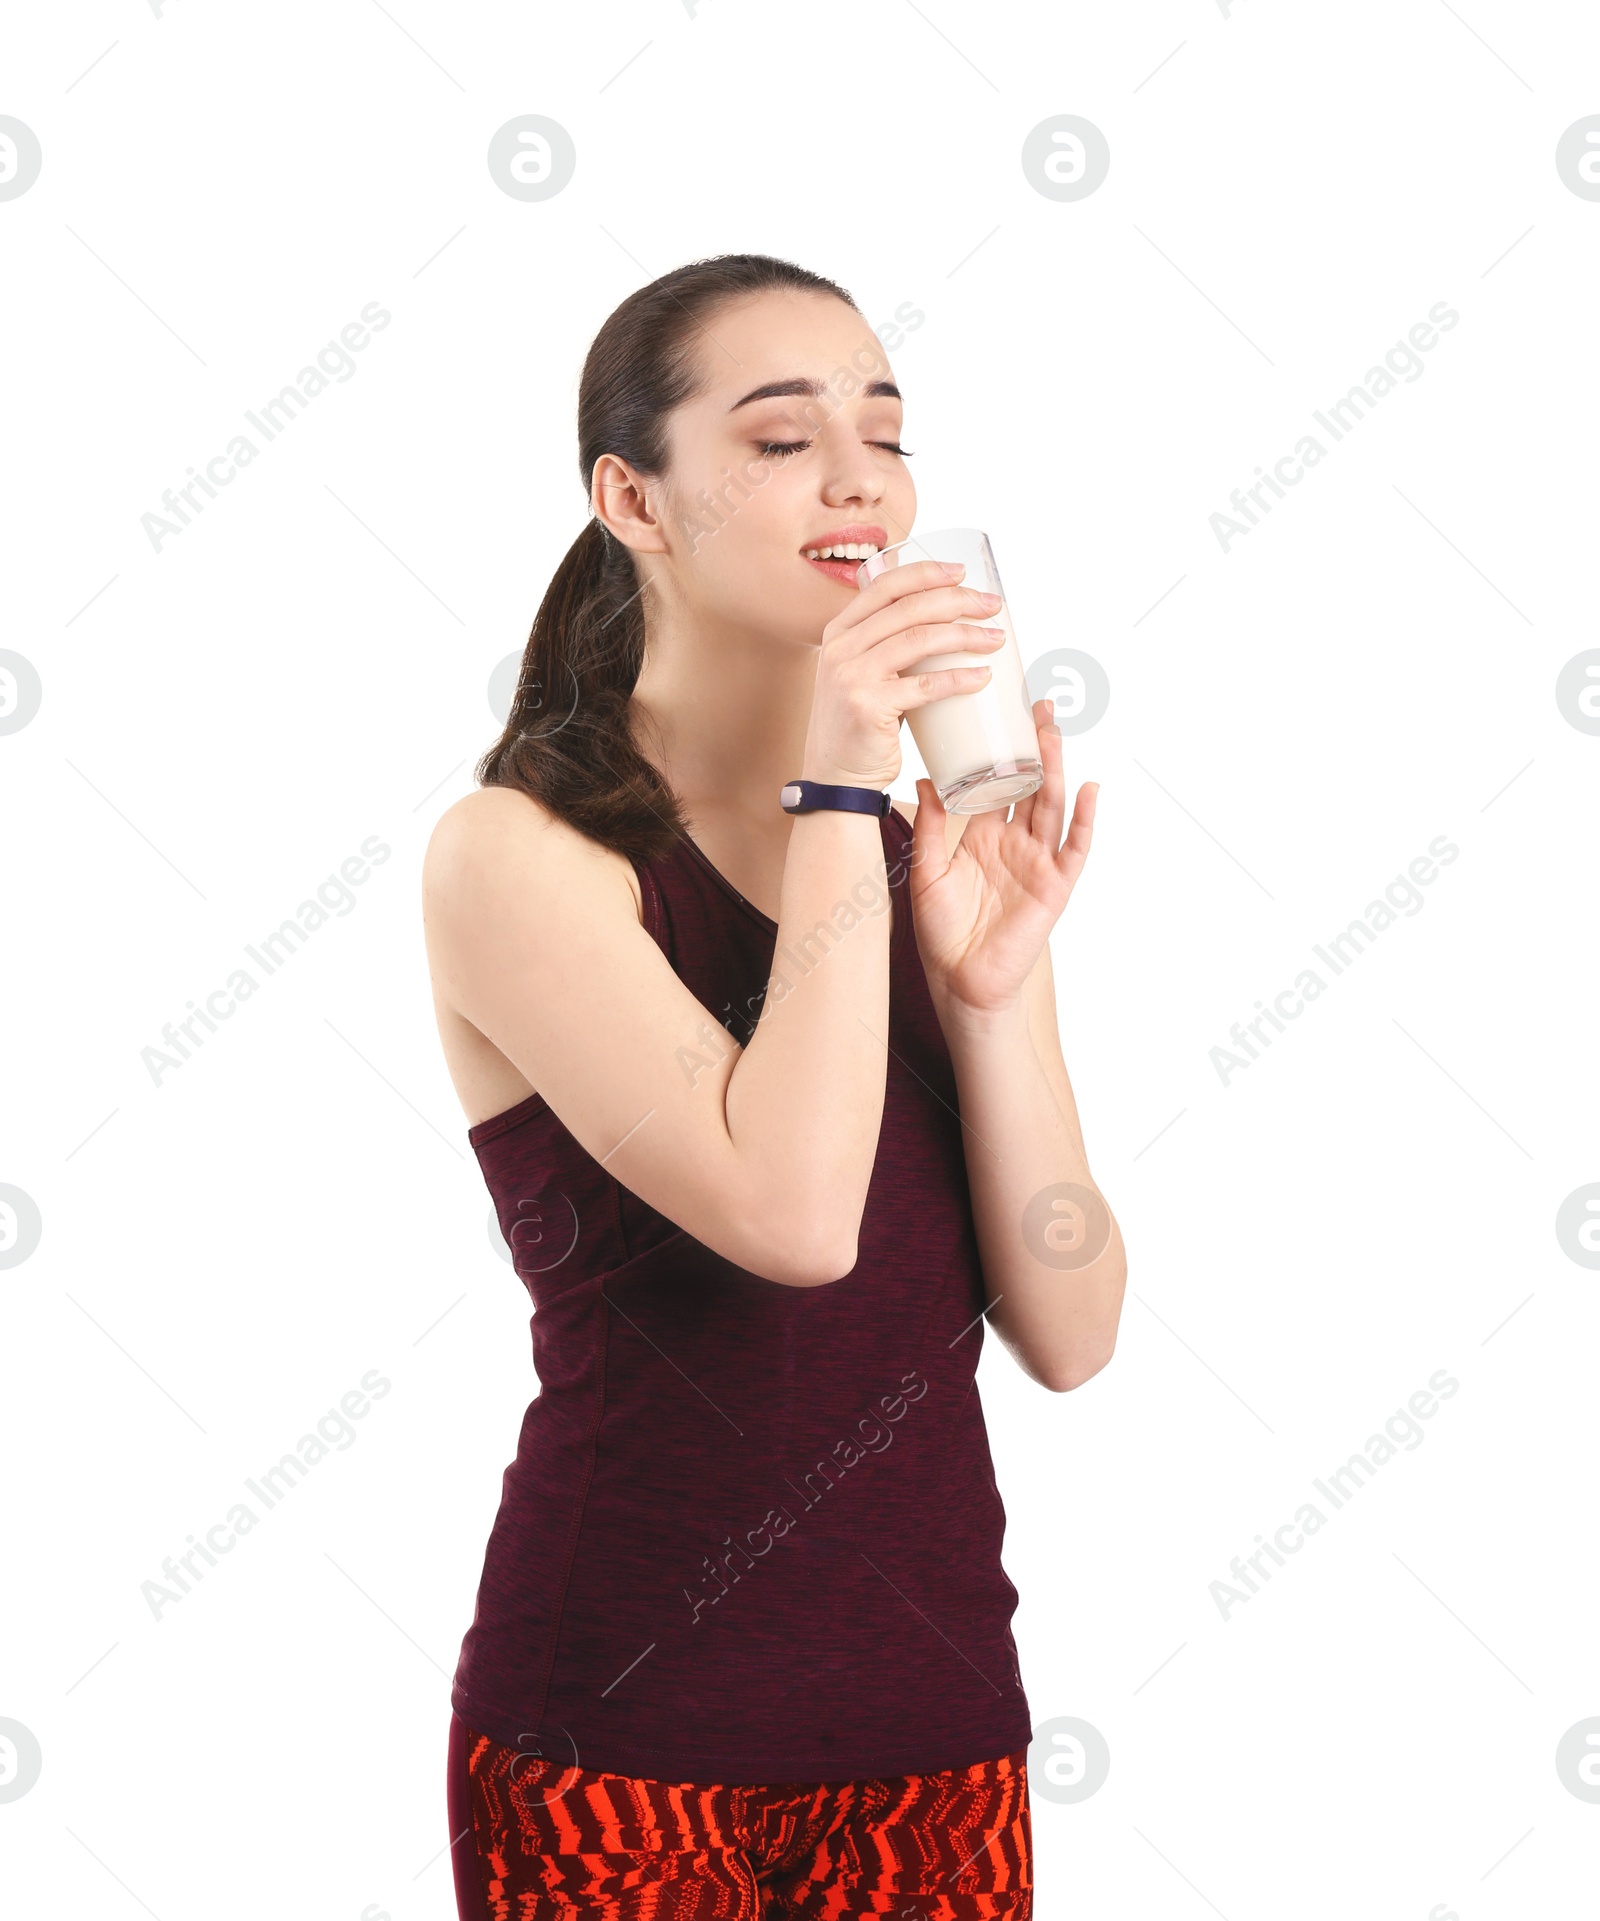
[829,566,1001,657]
[910,777,952,886]
[831,558,961,637]
[839,582,1004,661]
[874,620,1009,685]
[1014,699,1065,844]
[1056,781,1099,888]
[841,599,1010,713]
[873,626,1008,693]
[897,656,1004,713]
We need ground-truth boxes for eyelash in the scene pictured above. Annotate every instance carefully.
[759,439,912,458]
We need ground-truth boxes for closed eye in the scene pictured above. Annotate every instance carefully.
[757,440,913,458]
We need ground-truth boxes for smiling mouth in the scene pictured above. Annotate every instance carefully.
[802,532,887,583]
[803,541,881,562]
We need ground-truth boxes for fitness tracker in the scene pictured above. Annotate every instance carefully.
[779,779,893,818]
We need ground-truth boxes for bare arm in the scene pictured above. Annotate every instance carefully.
[942,939,1127,1392]
[424,786,893,1289]
[896,771,1126,1391]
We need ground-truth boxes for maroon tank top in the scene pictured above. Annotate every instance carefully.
[451,806,1033,1784]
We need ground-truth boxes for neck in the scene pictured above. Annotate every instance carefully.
[629,599,820,834]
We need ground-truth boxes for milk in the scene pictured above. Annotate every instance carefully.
[900,597,1043,812]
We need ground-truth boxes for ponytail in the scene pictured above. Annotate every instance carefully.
[476,517,686,864]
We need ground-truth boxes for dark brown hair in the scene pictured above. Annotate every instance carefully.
[475,253,860,862]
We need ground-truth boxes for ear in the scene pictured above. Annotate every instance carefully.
[592,453,669,556]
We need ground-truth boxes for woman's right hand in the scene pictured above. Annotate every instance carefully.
[800,560,1008,789]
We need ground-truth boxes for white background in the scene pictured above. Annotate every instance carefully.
[3,2,1598,1916]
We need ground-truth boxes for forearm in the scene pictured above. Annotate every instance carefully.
[938,994,1126,1391]
[724,807,892,1281]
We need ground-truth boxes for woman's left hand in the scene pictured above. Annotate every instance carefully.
[902,699,1098,1021]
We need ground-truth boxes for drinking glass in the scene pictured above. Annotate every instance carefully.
[856,528,1043,814]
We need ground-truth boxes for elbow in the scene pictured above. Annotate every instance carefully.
[736,1183,864,1287]
[754,1216,860,1289]
[777,1235,860,1289]
[812,1237,861,1286]
[1040,1341,1116,1394]
[1042,1234,1126,1389]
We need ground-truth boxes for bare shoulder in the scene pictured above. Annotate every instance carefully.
[423,784,644,930]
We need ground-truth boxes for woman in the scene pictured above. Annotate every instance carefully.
[423,253,1126,1919]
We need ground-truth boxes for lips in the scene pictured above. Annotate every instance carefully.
[801,524,889,585]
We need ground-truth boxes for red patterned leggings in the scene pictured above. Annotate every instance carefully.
[447,1715,1032,1919]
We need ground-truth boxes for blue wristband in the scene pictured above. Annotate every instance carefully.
[779,779,892,818]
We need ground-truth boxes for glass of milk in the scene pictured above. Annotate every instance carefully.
[856,528,1044,814]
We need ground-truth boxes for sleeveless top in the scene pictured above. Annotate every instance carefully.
[451,806,1033,1784]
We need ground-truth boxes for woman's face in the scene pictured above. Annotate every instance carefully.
[628,290,917,646]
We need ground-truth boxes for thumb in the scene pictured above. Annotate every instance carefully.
[910,778,951,884]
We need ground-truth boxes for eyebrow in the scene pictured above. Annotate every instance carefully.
[727,376,902,412]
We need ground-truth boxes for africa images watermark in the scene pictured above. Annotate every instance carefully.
[141,834,391,1085]
[1210,1367,1459,1621]
[140,301,392,552]
[1209,300,1459,553]
[141,1368,392,1621]
[1210,833,1459,1087]
[683,1369,930,1624]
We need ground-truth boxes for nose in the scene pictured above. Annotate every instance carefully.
[818,425,887,511]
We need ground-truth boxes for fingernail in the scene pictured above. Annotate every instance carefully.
[977,591,1002,607]
[940,561,965,576]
